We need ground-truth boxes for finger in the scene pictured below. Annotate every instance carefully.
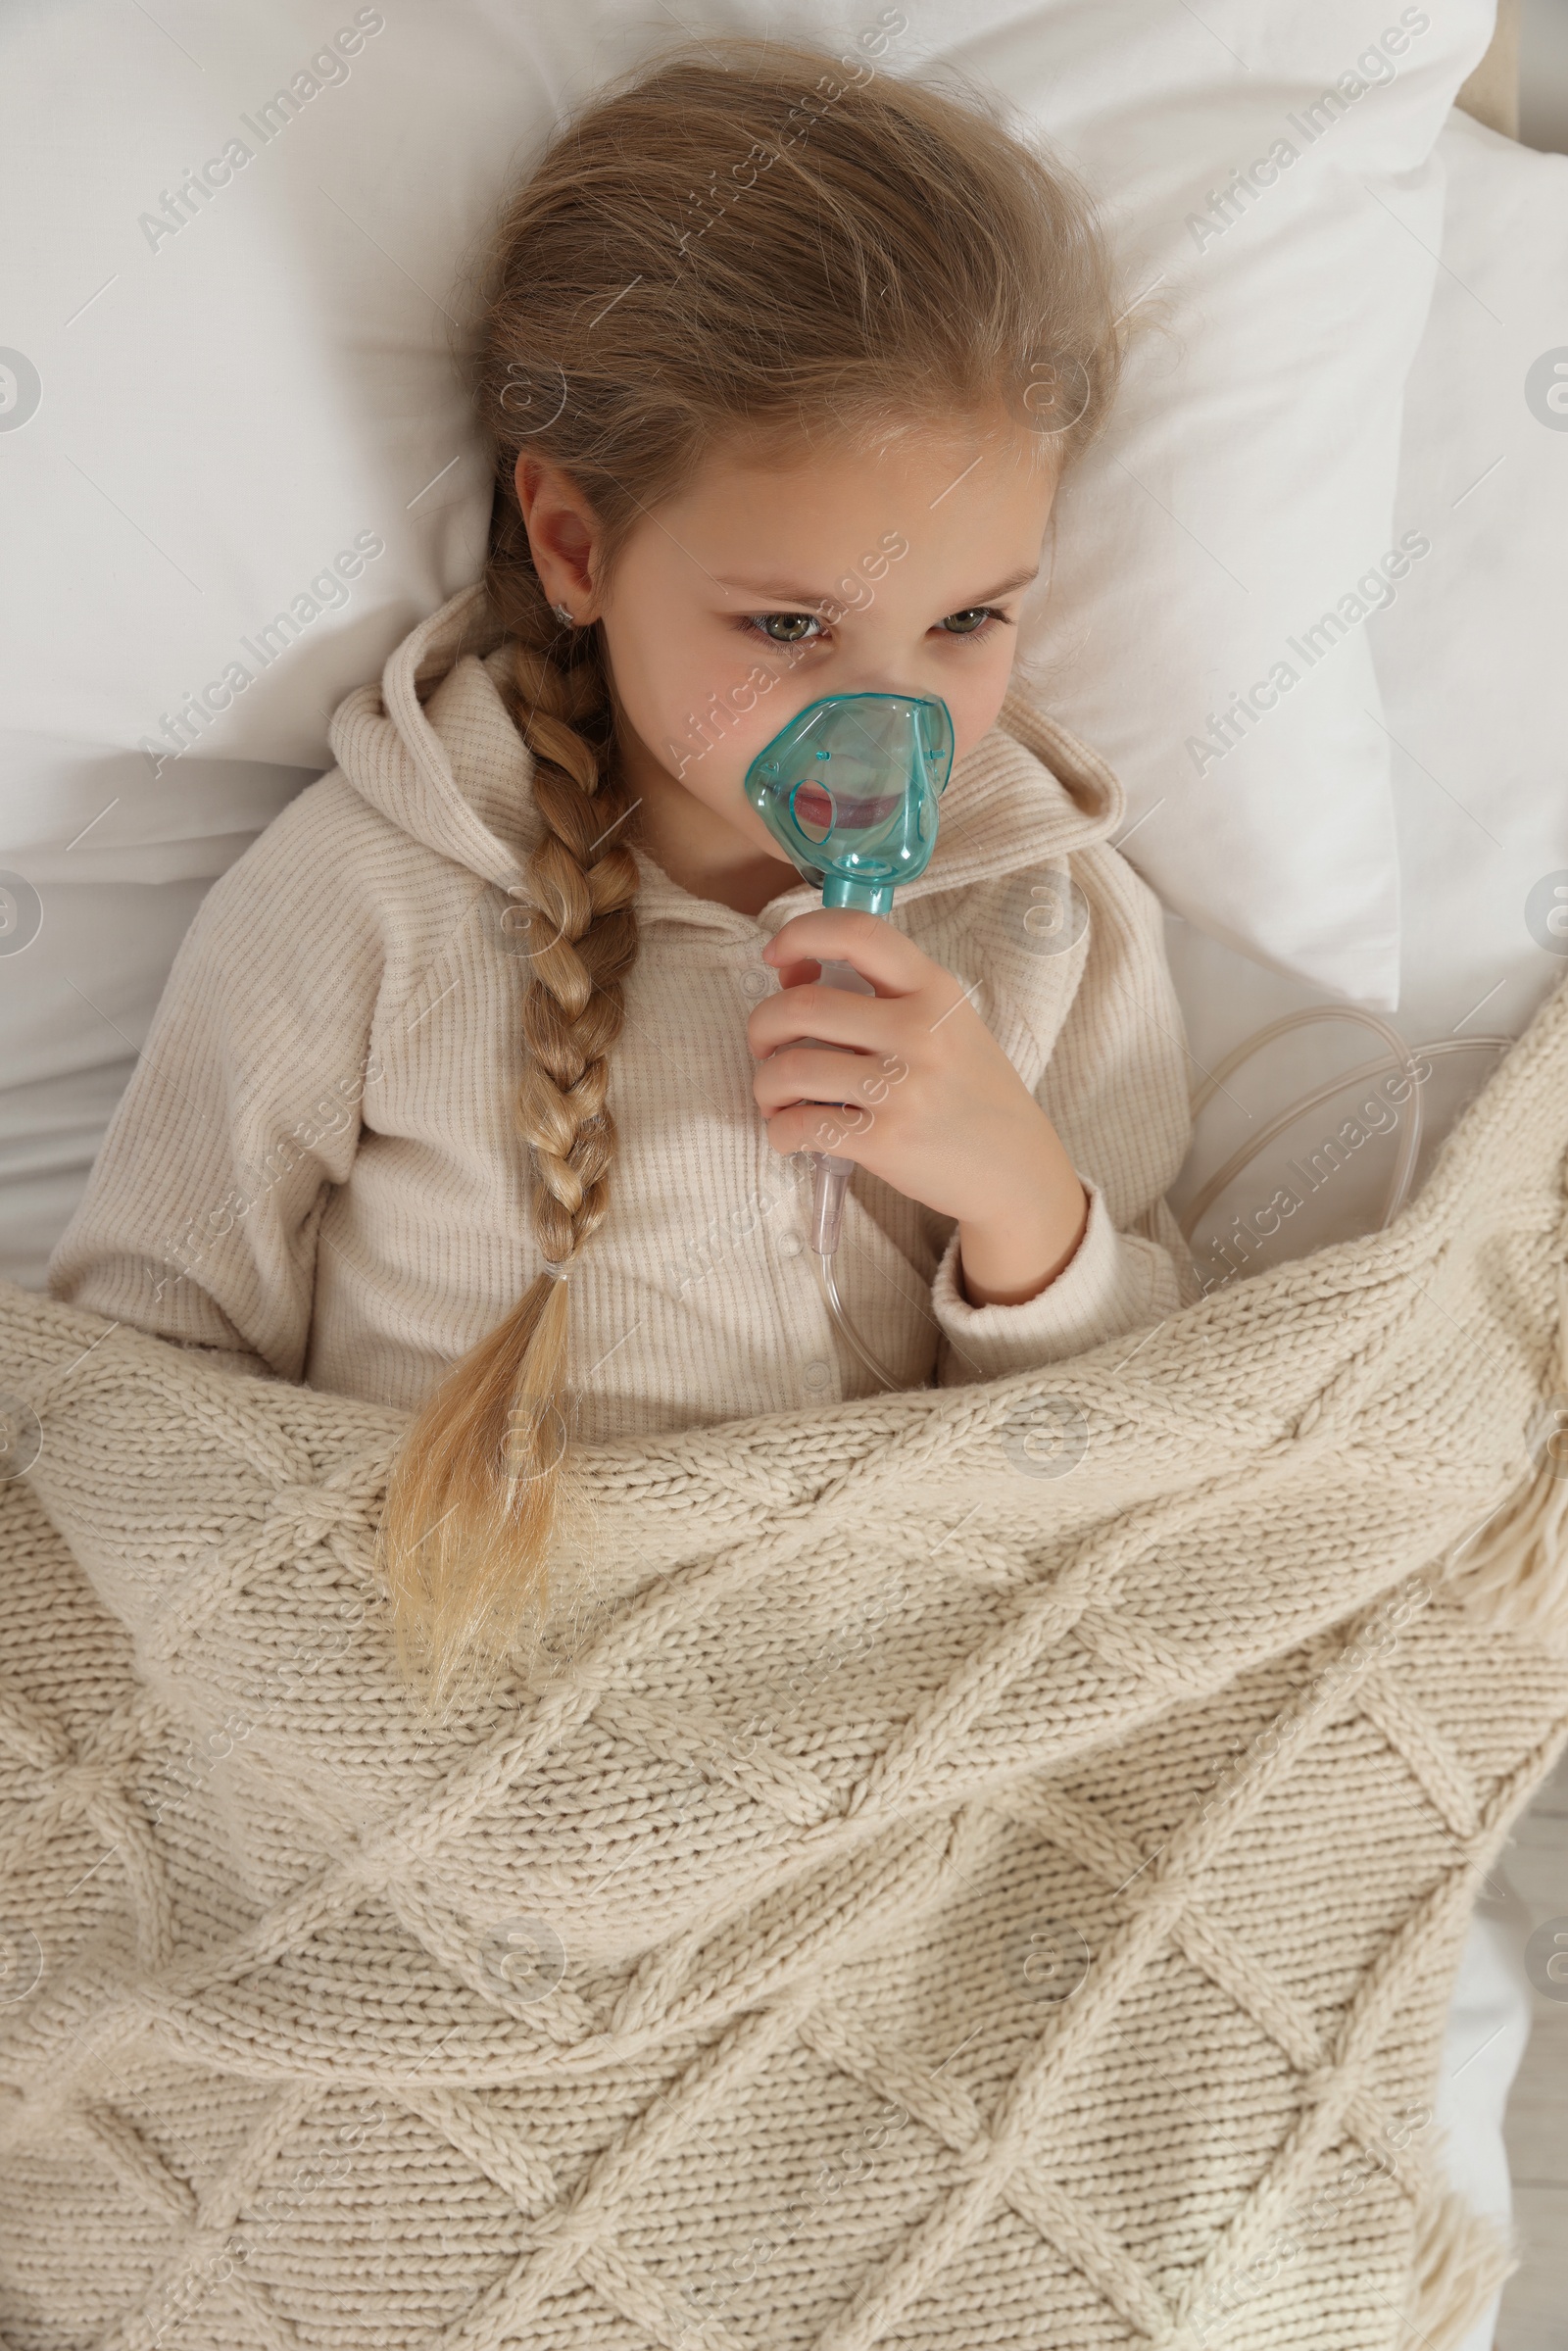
[769,956,822,992]
[760,1095,879,1162]
[761,906,933,996]
[748,983,906,1058]
[753,1045,899,1114]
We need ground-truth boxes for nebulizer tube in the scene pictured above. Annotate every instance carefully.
[744,691,956,1391]
[1180,1011,1515,1239]
[804,957,876,1254]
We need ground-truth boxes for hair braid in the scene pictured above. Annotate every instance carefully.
[375,512,639,1717]
[511,655,639,1268]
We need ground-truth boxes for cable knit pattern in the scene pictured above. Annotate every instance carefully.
[44,585,1199,1439]
[4,970,1568,2348]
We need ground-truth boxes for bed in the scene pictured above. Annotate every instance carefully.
[2,6,1563,2345]
[1163,85,1568,2351]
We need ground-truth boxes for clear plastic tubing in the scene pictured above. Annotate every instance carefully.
[806,957,878,1256]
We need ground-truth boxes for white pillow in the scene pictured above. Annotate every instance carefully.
[1006,0,1494,1002]
[0,0,1496,1292]
[1371,108,1568,1047]
[1166,104,1568,1270]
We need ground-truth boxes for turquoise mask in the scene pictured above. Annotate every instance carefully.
[743,690,956,915]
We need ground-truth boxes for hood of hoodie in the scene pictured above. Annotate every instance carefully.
[326,581,1128,936]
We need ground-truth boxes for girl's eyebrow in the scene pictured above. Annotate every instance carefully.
[715,563,1040,608]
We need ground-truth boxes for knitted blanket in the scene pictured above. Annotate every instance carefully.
[6,983,1568,2351]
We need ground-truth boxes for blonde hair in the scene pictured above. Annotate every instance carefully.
[374,31,1134,1714]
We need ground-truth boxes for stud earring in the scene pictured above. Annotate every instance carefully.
[552,602,577,627]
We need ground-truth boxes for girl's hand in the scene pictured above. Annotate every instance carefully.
[749,908,1090,1308]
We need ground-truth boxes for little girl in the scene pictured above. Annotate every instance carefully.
[47,33,1199,1706]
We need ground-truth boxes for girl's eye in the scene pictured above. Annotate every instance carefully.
[938,606,1007,638]
[745,612,824,646]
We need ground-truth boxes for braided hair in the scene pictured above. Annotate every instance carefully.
[373,30,1137,1714]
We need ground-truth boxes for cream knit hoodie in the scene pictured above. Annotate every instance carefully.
[47,584,1200,1441]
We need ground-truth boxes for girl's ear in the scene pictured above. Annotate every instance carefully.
[514,452,600,614]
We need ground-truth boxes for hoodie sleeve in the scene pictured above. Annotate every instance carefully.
[46,773,386,1386]
[930,833,1200,1387]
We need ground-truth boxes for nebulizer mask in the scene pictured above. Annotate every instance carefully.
[744,690,956,1388]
